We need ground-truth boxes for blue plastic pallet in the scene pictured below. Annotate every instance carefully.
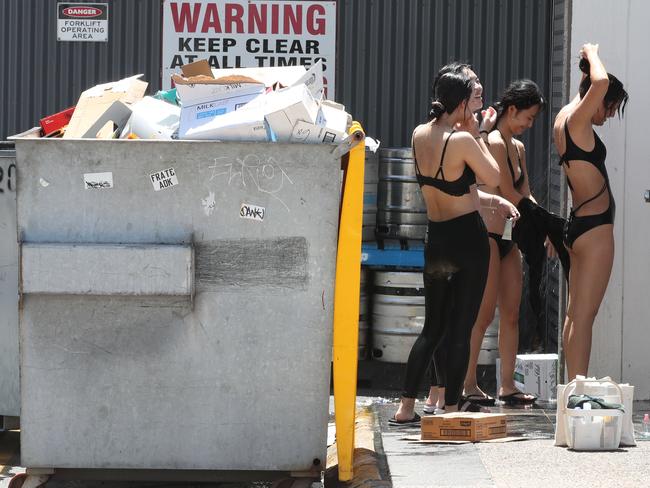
[361,242,424,268]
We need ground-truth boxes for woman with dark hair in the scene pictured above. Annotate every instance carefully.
[391,64,519,424]
[553,43,628,380]
[461,79,556,406]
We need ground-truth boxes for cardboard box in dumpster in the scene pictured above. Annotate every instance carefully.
[40,106,75,136]
[263,84,320,142]
[182,107,268,141]
[513,353,558,401]
[421,412,507,441]
[210,65,309,90]
[64,75,147,138]
[290,100,350,144]
[172,60,265,138]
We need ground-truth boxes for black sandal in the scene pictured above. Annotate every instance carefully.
[388,412,421,426]
[458,400,488,412]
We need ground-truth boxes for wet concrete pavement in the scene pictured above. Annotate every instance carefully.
[369,397,650,488]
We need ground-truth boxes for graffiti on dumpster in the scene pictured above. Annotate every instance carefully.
[203,154,294,211]
[239,203,265,222]
[83,172,114,189]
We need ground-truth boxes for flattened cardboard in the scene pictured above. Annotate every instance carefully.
[64,75,147,139]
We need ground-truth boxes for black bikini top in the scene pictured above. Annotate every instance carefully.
[559,119,611,213]
[496,129,525,189]
[413,130,476,196]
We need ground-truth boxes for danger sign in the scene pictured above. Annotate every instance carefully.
[150,167,179,191]
[162,0,336,97]
[57,3,109,42]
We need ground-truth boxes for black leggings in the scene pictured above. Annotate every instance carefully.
[402,211,489,406]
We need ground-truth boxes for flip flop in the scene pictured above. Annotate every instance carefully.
[458,399,489,412]
[498,391,537,405]
[423,404,445,415]
[461,393,496,406]
[388,413,421,426]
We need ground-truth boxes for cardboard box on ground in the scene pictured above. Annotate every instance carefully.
[496,353,558,402]
[421,412,507,441]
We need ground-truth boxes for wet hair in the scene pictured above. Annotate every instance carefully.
[429,62,474,120]
[493,79,545,126]
[578,58,629,117]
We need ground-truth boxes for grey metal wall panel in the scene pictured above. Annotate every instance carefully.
[0,0,162,140]
[336,0,553,204]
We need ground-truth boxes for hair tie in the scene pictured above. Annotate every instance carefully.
[432,100,446,112]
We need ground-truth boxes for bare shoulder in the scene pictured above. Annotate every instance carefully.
[487,132,506,150]
[412,123,429,141]
[514,139,526,153]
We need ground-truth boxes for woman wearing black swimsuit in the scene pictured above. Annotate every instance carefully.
[462,80,546,406]
[391,64,519,424]
[553,43,628,380]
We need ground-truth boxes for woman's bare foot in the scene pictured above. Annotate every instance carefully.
[393,397,417,422]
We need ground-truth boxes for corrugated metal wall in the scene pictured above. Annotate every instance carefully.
[336,0,553,205]
[0,0,162,139]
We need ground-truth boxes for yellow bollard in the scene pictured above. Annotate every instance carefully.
[332,121,365,481]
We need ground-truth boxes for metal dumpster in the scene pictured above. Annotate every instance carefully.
[0,142,19,424]
[11,131,361,484]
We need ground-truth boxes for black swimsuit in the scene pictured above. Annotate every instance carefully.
[559,120,615,248]
[486,130,524,259]
[414,129,476,195]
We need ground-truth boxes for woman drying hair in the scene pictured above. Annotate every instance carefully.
[553,43,628,380]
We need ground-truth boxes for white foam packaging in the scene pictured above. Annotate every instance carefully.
[120,96,180,140]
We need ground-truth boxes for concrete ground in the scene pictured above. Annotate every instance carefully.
[371,398,650,488]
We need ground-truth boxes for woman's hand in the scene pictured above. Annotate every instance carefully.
[579,43,599,60]
[479,106,497,133]
[492,195,520,222]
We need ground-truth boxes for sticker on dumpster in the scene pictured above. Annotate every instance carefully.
[149,167,179,191]
[240,203,265,222]
[84,172,113,189]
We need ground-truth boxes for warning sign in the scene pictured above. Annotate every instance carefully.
[57,3,109,42]
[162,0,337,97]
[150,167,179,191]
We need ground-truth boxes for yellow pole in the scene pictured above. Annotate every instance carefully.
[332,122,365,481]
